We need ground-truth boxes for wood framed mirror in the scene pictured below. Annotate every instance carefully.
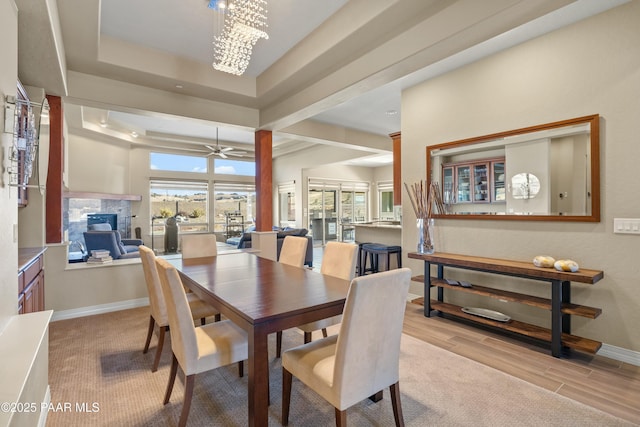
[426,114,600,222]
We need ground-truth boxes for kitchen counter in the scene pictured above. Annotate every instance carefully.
[353,222,402,246]
[18,247,47,271]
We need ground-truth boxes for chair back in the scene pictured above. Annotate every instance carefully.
[181,233,218,259]
[155,257,199,374]
[333,268,411,409]
[320,241,358,281]
[83,230,124,259]
[138,245,168,326]
[279,236,308,268]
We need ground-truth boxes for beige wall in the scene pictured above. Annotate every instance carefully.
[0,0,19,331]
[67,133,131,194]
[401,2,640,351]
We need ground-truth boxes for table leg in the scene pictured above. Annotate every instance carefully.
[248,325,270,427]
[424,262,431,317]
[551,279,562,358]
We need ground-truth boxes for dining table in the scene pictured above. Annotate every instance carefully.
[166,251,351,427]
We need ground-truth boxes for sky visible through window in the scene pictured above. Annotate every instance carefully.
[150,153,254,176]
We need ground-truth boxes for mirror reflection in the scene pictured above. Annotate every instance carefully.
[427,114,600,222]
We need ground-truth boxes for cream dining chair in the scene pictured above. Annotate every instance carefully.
[282,268,412,427]
[180,233,218,258]
[139,245,220,372]
[276,241,358,357]
[155,257,248,427]
[278,235,309,267]
[275,235,309,358]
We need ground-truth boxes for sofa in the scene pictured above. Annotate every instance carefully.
[83,223,143,259]
[228,227,313,267]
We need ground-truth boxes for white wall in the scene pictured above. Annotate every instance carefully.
[0,0,19,331]
[401,2,640,351]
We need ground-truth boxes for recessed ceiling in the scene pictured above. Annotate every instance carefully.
[30,0,627,168]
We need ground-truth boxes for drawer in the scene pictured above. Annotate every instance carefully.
[22,255,42,286]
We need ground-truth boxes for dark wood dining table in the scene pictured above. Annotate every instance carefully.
[167,251,351,427]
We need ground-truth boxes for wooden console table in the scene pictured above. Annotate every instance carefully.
[408,252,604,358]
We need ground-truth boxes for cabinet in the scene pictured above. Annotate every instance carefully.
[18,248,46,314]
[443,157,504,204]
[225,212,244,240]
[408,251,604,358]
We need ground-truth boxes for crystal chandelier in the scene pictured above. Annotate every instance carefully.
[210,0,268,76]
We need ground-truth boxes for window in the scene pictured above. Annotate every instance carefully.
[378,181,394,220]
[150,152,207,173]
[214,158,255,176]
[213,182,256,233]
[150,180,208,234]
[278,182,296,227]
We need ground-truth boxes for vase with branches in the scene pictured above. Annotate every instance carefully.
[405,180,445,254]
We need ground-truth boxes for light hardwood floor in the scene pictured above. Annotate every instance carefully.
[403,302,640,425]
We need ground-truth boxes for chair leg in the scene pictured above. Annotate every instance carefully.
[322,328,328,338]
[282,368,292,426]
[276,331,283,358]
[178,374,196,427]
[143,315,155,354]
[200,317,206,326]
[390,382,405,427]
[304,331,312,344]
[215,313,221,322]
[335,408,347,427]
[164,354,179,405]
[152,326,168,372]
[238,360,244,378]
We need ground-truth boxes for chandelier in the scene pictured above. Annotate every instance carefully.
[209,0,269,76]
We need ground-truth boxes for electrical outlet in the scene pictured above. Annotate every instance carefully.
[613,218,640,234]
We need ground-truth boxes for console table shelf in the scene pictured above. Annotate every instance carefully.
[408,252,604,358]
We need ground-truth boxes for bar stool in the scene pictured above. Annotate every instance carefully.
[355,242,372,276]
[360,243,402,275]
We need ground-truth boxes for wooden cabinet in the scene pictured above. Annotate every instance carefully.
[443,157,504,204]
[18,248,46,314]
[408,251,604,358]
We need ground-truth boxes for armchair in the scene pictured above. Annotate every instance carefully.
[83,224,143,260]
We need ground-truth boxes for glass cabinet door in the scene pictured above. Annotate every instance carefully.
[442,166,454,205]
[492,161,505,202]
[456,165,471,203]
[473,163,489,202]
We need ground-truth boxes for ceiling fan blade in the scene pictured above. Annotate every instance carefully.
[205,145,217,151]
[219,152,228,159]
[220,146,234,152]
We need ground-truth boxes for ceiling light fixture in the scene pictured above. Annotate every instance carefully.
[210,0,268,76]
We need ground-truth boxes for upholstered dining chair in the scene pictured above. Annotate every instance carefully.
[282,268,412,427]
[139,245,220,372]
[155,257,248,427]
[180,233,218,259]
[276,241,358,358]
[278,235,309,267]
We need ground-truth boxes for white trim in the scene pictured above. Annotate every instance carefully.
[38,386,51,427]
[597,343,640,367]
[51,297,150,322]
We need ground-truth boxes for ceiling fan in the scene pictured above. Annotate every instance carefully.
[206,128,247,159]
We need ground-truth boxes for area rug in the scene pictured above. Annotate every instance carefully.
[47,307,633,426]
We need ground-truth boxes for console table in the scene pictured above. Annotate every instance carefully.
[408,252,604,358]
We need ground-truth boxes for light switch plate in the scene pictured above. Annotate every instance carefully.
[614,218,640,234]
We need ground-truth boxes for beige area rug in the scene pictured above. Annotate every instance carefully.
[47,307,633,426]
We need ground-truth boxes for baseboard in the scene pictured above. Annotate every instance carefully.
[51,298,150,322]
[38,386,51,427]
[597,343,640,367]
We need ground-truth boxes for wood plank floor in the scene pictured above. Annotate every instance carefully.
[403,302,640,425]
